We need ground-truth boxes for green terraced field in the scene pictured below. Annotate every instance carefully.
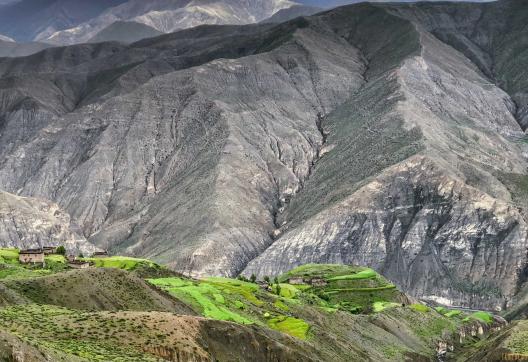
[80,256,157,270]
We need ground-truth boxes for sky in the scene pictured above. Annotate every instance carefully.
[0,0,494,8]
[299,0,491,8]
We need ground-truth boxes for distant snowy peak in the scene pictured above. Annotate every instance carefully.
[39,0,298,45]
[0,34,14,42]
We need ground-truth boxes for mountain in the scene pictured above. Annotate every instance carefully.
[262,4,323,23]
[0,0,128,42]
[88,21,164,44]
[39,0,297,45]
[0,39,52,57]
[0,34,13,42]
[0,0,527,312]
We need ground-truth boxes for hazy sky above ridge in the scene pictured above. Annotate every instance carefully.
[299,0,492,8]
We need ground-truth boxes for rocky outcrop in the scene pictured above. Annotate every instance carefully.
[0,191,98,255]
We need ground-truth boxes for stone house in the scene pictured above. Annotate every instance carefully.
[19,249,45,264]
[68,260,91,269]
[310,278,328,287]
[42,246,56,255]
[288,277,305,285]
[258,282,272,291]
[92,251,109,258]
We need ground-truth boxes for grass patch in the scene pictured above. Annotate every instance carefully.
[444,310,462,318]
[324,284,397,294]
[274,283,300,299]
[149,277,252,324]
[267,316,310,340]
[466,311,493,324]
[410,304,429,313]
[507,330,528,354]
[373,301,400,313]
[81,257,156,271]
[327,269,377,281]
[274,299,289,311]
[0,248,20,263]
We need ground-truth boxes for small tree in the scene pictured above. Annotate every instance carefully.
[250,274,257,283]
[274,277,281,296]
[263,276,270,283]
[56,246,66,255]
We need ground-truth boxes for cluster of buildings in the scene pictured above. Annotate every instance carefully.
[17,247,109,269]
[256,276,329,291]
[288,276,328,287]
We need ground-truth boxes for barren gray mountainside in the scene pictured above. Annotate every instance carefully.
[0,0,527,310]
[38,0,297,45]
[0,191,98,255]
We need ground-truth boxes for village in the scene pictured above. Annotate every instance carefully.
[16,247,109,269]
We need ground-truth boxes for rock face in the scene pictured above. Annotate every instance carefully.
[0,0,527,309]
[0,191,98,255]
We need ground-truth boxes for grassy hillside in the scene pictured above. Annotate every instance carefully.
[0,248,68,279]
[148,264,498,361]
[0,305,316,362]
[0,258,508,361]
[455,320,528,361]
[1,268,194,313]
[0,248,169,280]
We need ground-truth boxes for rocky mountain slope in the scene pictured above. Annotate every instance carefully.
[0,191,97,254]
[0,0,527,310]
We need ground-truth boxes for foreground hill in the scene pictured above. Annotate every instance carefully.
[0,0,527,311]
[0,259,507,361]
